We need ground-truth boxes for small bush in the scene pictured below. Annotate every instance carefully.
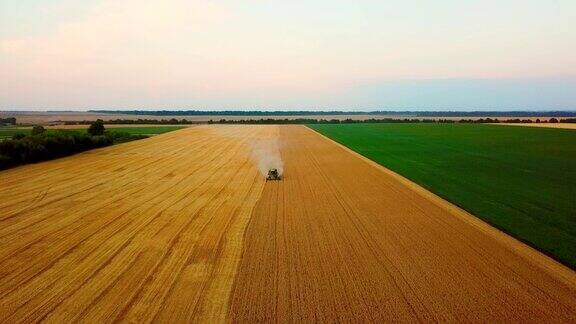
[88,119,105,136]
[31,125,46,136]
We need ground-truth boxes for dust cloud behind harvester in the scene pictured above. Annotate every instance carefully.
[249,137,284,179]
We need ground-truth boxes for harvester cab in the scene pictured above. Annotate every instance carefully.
[266,169,281,181]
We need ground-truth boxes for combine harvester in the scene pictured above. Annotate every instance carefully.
[266,169,282,181]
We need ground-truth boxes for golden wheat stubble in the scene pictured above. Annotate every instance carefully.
[229,125,576,322]
[0,125,275,322]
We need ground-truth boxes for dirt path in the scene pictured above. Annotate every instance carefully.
[0,125,273,322]
[494,123,576,130]
[229,125,576,322]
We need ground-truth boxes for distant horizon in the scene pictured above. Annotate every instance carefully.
[1,76,575,111]
[2,109,576,116]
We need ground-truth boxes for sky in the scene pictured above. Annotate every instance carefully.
[0,0,575,111]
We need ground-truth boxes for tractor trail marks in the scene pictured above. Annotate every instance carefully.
[0,125,575,322]
[0,126,271,322]
[229,125,576,322]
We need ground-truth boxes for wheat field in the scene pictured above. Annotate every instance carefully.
[0,125,575,322]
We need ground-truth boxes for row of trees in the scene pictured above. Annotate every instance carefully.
[206,117,571,125]
[0,120,146,170]
[15,116,575,127]
[207,118,457,124]
[0,117,17,126]
[59,117,575,126]
[63,118,202,125]
[4,114,576,127]
[89,110,576,117]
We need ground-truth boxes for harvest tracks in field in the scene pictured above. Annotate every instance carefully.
[310,123,576,268]
[0,125,575,322]
[0,126,269,322]
[230,126,576,321]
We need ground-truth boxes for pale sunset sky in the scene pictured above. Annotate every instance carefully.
[0,0,575,110]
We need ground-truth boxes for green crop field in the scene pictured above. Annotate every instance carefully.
[104,126,186,135]
[0,125,185,139]
[0,127,32,138]
[309,123,576,268]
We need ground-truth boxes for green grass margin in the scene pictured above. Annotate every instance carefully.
[0,125,185,139]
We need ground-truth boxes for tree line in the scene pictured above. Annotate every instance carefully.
[62,118,204,125]
[89,110,576,117]
[206,117,575,125]
[0,120,147,170]
[54,117,576,125]
[4,115,574,128]
[0,117,17,126]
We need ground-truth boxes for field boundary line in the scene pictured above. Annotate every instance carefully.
[491,123,576,130]
[304,125,576,283]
